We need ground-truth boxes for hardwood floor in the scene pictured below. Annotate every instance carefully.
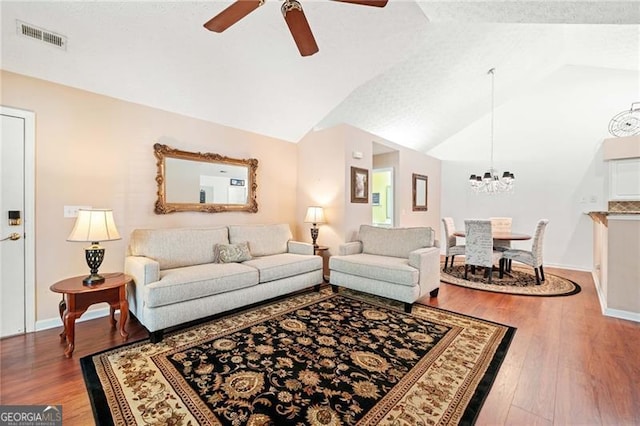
[1,267,638,425]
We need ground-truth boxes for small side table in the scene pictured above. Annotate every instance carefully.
[314,246,330,283]
[50,272,131,358]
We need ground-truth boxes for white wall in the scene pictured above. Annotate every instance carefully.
[429,65,640,270]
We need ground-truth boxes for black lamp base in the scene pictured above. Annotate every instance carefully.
[83,274,106,286]
[83,244,106,286]
[310,225,319,248]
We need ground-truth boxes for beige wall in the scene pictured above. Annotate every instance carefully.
[296,126,347,252]
[297,124,442,254]
[343,126,375,242]
[398,145,442,235]
[1,71,298,323]
[603,135,640,160]
[607,217,640,314]
[591,215,640,322]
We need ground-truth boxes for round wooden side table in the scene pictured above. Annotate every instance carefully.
[50,272,131,358]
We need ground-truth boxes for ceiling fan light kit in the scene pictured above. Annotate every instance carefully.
[203,0,388,57]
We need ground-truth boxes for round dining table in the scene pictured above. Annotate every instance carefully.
[453,231,531,241]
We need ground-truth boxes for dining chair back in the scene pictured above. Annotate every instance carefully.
[502,219,549,284]
[464,219,503,283]
[489,217,512,251]
[442,217,465,271]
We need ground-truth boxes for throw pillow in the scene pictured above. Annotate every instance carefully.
[214,242,252,263]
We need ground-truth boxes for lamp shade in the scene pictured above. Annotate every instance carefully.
[304,206,326,224]
[67,209,121,243]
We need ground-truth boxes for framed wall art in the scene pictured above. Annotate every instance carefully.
[412,173,428,211]
[351,167,369,203]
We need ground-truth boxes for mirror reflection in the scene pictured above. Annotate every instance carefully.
[155,143,258,214]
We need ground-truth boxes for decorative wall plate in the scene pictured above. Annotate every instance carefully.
[609,102,640,137]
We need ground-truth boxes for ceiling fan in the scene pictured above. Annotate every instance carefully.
[203,0,388,57]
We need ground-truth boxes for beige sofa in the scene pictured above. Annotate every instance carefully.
[124,224,322,342]
[329,225,440,312]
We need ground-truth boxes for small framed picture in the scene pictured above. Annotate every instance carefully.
[350,166,369,203]
[412,173,428,211]
[230,179,245,186]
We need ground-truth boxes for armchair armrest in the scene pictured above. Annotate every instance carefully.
[125,256,160,285]
[288,241,314,255]
[408,246,440,294]
[339,241,363,256]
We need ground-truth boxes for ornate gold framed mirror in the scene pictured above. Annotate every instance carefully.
[154,143,258,214]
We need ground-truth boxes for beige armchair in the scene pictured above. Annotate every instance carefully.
[329,225,440,313]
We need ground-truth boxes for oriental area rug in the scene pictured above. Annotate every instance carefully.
[81,288,515,426]
[441,263,581,297]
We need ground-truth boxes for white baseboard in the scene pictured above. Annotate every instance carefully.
[35,307,111,331]
[544,262,591,272]
[602,307,640,323]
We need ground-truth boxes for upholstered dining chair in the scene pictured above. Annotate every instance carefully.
[490,216,513,270]
[464,219,504,283]
[489,217,512,251]
[442,217,465,271]
[502,219,549,284]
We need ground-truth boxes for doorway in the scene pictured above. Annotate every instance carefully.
[372,168,394,227]
[1,106,36,337]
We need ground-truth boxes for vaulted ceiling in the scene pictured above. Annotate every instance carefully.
[1,1,639,154]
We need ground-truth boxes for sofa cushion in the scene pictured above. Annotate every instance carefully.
[145,262,258,308]
[214,242,252,263]
[128,227,229,270]
[329,253,418,287]
[229,224,292,257]
[242,253,321,283]
[359,225,434,258]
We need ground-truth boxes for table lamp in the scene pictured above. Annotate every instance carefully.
[67,209,121,285]
[304,206,326,248]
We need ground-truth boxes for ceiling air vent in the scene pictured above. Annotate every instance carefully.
[16,20,67,50]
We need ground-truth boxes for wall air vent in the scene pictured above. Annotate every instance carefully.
[16,20,67,50]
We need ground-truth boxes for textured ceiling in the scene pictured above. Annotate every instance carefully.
[1,1,639,153]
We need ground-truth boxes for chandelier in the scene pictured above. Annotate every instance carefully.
[469,68,515,194]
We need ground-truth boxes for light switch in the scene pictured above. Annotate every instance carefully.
[64,205,91,218]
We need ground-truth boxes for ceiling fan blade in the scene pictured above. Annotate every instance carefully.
[282,0,319,56]
[331,0,388,7]
[204,0,264,33]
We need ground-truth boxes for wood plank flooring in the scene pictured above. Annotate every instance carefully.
[1,267,638,425]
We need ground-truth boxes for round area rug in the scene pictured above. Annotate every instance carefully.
[441,263,581,297]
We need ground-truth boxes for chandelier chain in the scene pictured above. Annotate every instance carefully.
[489,68,495,168]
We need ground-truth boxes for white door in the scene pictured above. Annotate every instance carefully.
[1,107,35,338]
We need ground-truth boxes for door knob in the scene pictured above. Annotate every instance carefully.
[1,233,21,241]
